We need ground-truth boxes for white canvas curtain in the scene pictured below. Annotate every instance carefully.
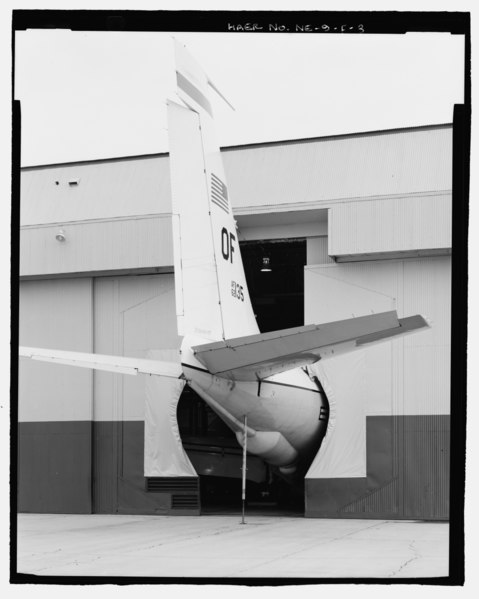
[304,263,395,480]
[306,351,367,479]
[144,349,197,477]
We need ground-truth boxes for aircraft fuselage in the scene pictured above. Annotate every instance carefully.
[181,337,328,474]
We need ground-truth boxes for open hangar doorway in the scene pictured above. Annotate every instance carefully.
[176,238,328,515]
[240,238,307,333]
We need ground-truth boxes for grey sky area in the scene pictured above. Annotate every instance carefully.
[14,30,464,167]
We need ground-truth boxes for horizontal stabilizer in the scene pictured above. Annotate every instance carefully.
[19,347,182,379]
[192,311,429,381]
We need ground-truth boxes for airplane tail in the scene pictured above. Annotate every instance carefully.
[167,40,259,342]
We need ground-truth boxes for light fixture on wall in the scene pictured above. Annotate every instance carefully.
[260,256,272,272]
[55,229,66,242]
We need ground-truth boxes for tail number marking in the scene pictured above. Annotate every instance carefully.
[221,227,236,263]
[231,281,244,301]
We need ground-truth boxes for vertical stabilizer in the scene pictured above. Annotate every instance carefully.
[167,41,259,342]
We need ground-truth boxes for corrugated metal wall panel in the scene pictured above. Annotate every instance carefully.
[223,126,452,209]
[18,421,92,514]
[18,278,93,422]
[402,257,451,415]
[305,261,399,324]
[21,155,172,225]
[343,414,402,516]
[312,415,450,519]
[239,221,325,241]
[93,274,180,422]
[304,256,450,417]
[20,215,174,276]
[401,416,450,519]
[92,274,181,514]
[328,193,452,257]
[403,346,450,415]
[21,126,452,227]
[403,257,451,348]
[306,237,335,265]
[92,421,119,513]
[305,261,399,421]
[341,479,399,516]
[304,257,450,519]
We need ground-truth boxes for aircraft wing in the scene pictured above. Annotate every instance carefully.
[192,310,429,381]
[19,347,183,378]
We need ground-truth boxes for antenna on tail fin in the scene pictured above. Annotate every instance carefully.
[172,38,235,112]
[208,79,236,112]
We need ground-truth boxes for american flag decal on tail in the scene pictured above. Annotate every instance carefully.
[210,173,230,213]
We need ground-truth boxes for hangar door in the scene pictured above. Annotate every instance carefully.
[304,257,450,520]
[92,273,183,514]
[18,278,94,513]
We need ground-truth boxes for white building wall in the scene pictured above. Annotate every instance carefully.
[328,193,451,260]
[306,236,334,265]
[20,215,174,277]
[20,125,452,277]
[93,274,180,422]
[19,274,180,423]
[21,127,451,228]
[402,258,452,416]
[223,126,452,210]
[20,155,172,226]
[19,278,93,422]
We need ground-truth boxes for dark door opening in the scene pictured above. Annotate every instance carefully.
[240,239,307,333]
[176,238,309,515]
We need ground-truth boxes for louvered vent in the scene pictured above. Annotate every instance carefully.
[171,494,199,509]
[146,477,198,494]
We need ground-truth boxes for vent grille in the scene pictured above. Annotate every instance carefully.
[146,477,198,494]
[171,494,199,509]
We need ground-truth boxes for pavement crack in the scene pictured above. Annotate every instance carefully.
[329,521,385,543]
[18,515,447,578]
[33,554,104,573]
[135,523,244,552]
[388,541,420,577]
[24,548,62,557]
[230,521,389,577]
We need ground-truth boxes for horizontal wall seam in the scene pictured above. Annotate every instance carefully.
[21,213,173,230]
[234,190,452,216]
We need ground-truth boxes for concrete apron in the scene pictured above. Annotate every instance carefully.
[16,513,449,579]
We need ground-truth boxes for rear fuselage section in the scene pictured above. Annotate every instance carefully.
[181,338,328,473]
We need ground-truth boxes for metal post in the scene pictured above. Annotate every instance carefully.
[241,415,247,524]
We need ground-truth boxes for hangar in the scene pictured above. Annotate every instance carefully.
[18,123,451,520]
